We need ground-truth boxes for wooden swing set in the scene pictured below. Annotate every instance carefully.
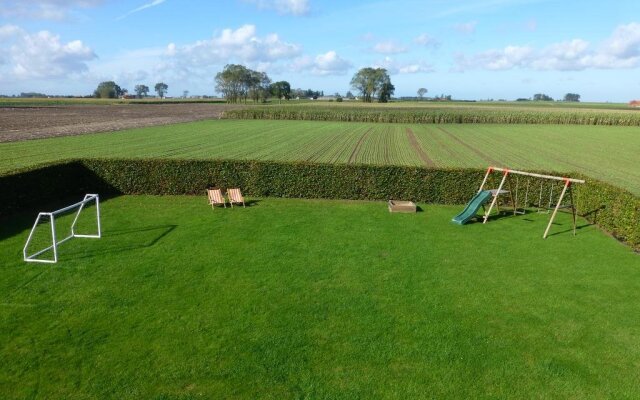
[478,167,585,238]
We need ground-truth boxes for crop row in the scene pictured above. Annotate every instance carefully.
[1,120,638,195]
[223,107,640,126]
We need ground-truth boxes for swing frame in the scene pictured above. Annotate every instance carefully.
[477,167,585,239]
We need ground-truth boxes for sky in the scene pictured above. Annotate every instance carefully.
[0,0,639,101]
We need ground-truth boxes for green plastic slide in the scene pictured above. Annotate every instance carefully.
[451,190,493,225]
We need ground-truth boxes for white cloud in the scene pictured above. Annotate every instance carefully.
[455,45,534,71]
[373,57,434,75]
[289,50,352,76]
[0,24,22,38]
[455,23,640,71]
[0,0,103,20]
[130,24,306,84]
[454,21,477,34]
[0,25,96,80]
[604,22,640,58]
[414,33,440,48]
[116,0,166,21]
[168,25,301,69]
[312,51,351,75]
[372,40,408,55]
[243,0,310,15]
[291,50,351,75]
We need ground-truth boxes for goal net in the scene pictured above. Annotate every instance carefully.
[23,194,101,263]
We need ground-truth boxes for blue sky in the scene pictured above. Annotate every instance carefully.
[1,0,639,101]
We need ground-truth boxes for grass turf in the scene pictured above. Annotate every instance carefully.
[1,119,640,194]
[1,196,639,399]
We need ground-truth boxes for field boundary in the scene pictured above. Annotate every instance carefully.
[1,159,638,250]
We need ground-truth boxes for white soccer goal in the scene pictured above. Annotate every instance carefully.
[23,194,101,264]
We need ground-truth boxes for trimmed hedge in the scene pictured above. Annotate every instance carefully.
[573,175,640,248]
[79,158,485,203]
[1,158,638,250]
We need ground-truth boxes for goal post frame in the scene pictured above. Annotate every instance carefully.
[23,194,101,264]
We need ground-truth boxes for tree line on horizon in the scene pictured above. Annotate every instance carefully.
[93,81,169,99]
[90,66,581,103]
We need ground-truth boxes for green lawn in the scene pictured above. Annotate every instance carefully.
[2,119,640,194]
[1,196,639,399]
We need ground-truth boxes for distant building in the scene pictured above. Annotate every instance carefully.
[629,100,640,107]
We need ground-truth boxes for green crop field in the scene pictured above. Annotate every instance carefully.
[1,196,639,398]
[224,101,640,125]
[2,119,639,194]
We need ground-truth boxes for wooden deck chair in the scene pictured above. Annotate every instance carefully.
[227,188,245,208]
[206,188,226,209]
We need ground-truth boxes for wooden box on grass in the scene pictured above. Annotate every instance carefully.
[388,200,416,213]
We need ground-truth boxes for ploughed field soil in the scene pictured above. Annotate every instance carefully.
[0,103,239,142]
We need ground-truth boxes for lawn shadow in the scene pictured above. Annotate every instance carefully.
[467,210,516,223]
[581,205,605,225]
[245,199,261,207]
[0,194,121,242]
[229,199,261,208]
[61,224,177,261]
[0,162,122,241]
[545,223,592,237]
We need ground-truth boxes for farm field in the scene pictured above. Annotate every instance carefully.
[0,97,633,111]
[0,103,238,142]
[1,196,639,398]
[292,100,637,111]
[1,119,639,194]
[224,101,640,125]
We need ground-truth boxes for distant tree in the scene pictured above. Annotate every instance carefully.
[417,88,428,100]
[516,98,530,101]
[20,92,47,98]
[290,88,305,99]
[345,91,355,99]
[563,93,580,102]
[155,82,168,98]
[94,81,124,98]
[378,81,395,103]
[247,70,271,103]
[215,64,273,103]
[134,84,149,98]
[350,67,393,103]
[216,64,251,103]
[533,93,553,101]
[183,90,189,99]
[303,89,322,99]
[270,81,291,102]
